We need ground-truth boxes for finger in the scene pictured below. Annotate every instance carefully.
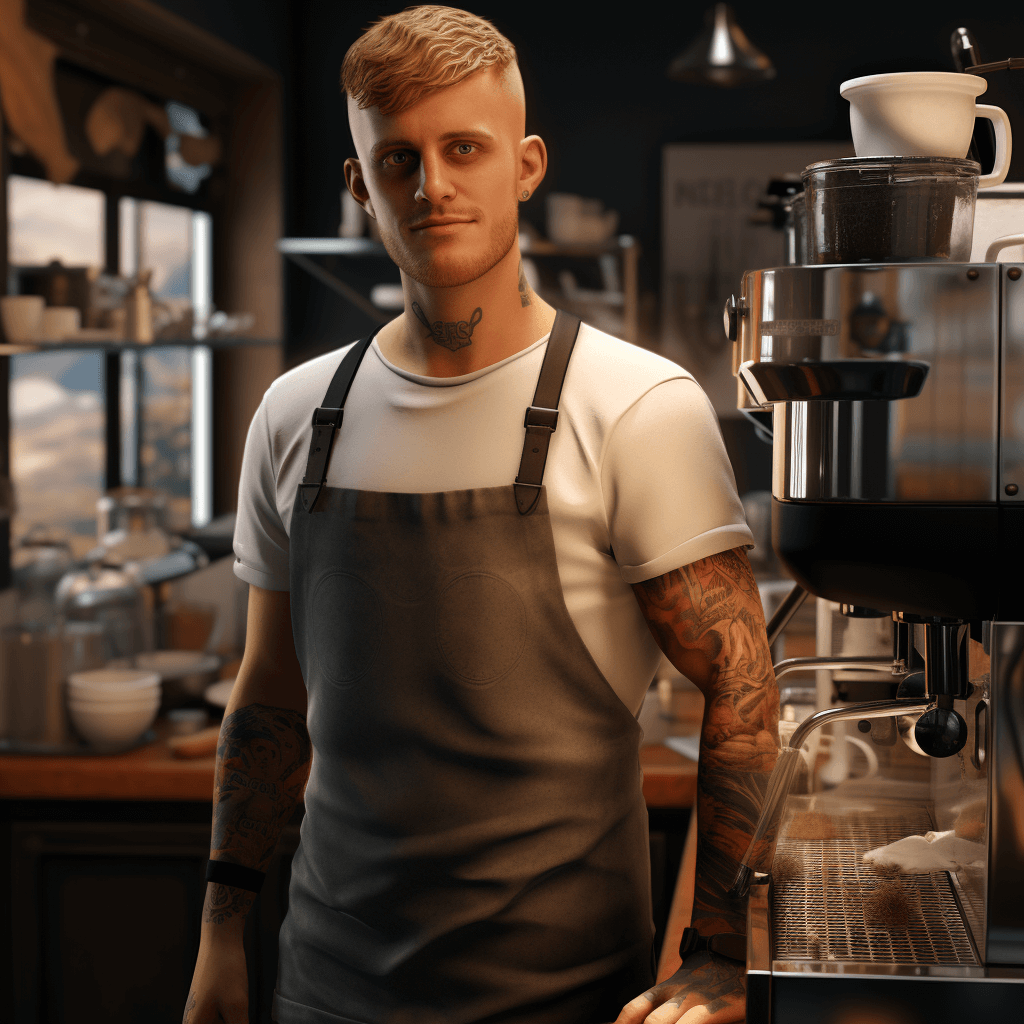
[610,990,658,1024]
[679,1000,744,1024]
[677,1007,714,1024]
[641,998,692,1024]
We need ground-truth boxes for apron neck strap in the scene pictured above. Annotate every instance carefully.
[299,312,583,517]
[299,331,377,513]
[514,310,582,515]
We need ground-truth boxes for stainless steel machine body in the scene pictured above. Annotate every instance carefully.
[728,262,1024,1019]
[732,262,1024,620]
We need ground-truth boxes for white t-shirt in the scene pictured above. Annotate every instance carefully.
[232,322,754,716]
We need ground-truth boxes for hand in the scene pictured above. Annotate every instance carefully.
[183,934,249,1024]
[611,953,746,1024]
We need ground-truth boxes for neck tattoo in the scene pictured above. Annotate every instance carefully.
[411,301,483,352]
[518,260,532,308]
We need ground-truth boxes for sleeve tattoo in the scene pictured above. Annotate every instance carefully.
[632,546,781,934]
[205,702,312,926]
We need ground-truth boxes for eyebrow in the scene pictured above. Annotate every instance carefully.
[371,130,494,159]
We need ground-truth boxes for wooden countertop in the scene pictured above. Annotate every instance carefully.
[0,719,699,805]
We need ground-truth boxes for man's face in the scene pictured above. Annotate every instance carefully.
[347,66,526,289]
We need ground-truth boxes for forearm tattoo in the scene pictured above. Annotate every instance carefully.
[204,702,311,925]
[632,547,781,932]
[412,300,482,351]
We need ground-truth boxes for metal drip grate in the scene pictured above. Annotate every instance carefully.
[772,802,978,966]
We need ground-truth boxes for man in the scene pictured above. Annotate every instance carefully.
[185,7,779,1024]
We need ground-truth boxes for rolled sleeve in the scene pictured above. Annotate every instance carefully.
[602,377,754,585]
[231,395,291,591]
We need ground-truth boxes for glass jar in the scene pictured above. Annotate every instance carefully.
[802,156,980,264]
[96,486,172,564]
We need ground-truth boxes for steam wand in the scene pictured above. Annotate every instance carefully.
[726,696,934,899]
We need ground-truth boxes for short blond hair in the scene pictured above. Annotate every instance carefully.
[341,5,518,115]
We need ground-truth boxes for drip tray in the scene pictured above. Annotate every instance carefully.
[771,796,977,966]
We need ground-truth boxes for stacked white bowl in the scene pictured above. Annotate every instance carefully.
[67,668,162,748]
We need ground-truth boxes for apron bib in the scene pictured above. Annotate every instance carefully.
[273,313,656,1024]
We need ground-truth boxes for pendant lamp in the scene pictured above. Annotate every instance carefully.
[667,3,776,87]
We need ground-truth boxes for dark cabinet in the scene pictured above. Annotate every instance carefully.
[2,800,687,1021]
[2,800,300,1024]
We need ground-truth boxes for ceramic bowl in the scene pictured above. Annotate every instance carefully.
[134,650,220,710]
[68,691,160,711]
[68,698,158,746]
[68,668,161,697]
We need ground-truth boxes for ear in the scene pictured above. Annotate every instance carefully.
[518,135,547,198]
[344,157,376,219]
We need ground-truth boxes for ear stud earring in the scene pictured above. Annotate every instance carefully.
[521,190,530,200]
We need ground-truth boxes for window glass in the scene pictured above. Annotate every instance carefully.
[7,175,104,269]
[9,353,105,559]
[119,198,200,531]
[7,176,105,558]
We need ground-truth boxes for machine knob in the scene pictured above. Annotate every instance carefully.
[723,295,738,342]
[914,705,968,757]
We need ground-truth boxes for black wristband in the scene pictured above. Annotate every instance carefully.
[206,859,266,894]
[678,926,746,964]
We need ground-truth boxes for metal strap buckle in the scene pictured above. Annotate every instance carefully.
[312,406,343,428]
[523,405,558,431]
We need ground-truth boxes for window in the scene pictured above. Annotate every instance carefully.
[6,174,214,557]
[7,176,106,559]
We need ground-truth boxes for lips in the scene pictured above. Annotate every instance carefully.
[411,218,474,230]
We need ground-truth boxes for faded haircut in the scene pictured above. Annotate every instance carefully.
[341,5,518,115]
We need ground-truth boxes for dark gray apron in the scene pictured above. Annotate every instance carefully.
[273,312,655,1024]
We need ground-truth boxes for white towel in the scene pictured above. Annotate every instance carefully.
[863,830,985,873]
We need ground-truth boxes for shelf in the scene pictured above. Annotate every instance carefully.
[275,233,642,341]
[274,234,638,258]
[277,237,389,257]
[521,234,638,257]
[0,336,282,355]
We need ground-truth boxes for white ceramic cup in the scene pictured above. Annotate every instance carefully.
[0,295,44,343]
[39,306,81,340]
[840,72,1012,188]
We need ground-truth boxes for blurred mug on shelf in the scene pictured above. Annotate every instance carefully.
[545,193,619,245]
[0,295,44,344]
[39,306,81,340]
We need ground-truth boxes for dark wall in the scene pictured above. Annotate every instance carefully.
[148,0,1024,360]
[283,1,1024,360]
[147,0,289,74]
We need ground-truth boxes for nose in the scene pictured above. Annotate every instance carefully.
[414,153,455,204]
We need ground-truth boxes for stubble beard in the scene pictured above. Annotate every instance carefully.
[379,202,520,289]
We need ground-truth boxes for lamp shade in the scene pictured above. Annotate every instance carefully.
[667,3,776,87]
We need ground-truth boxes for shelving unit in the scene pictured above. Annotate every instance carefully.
[277,234,641,342]
[0,336,281,355]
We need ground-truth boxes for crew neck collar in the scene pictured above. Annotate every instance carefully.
[370,332,551,387]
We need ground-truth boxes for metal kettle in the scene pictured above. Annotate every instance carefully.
[53,552,153,665]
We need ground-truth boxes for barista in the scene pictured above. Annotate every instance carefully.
[185,7,780,1024]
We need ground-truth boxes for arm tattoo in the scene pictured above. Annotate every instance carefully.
[204,702,311,926]
[411,300,482,351]
[517,259,532,307]
[632,547,781,933]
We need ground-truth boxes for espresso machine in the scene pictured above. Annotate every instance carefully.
[722,140,1024,1018]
